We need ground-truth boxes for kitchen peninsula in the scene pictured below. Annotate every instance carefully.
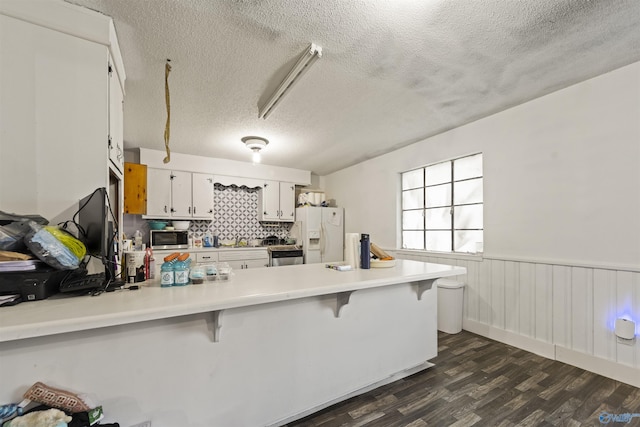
[0,260,465,427]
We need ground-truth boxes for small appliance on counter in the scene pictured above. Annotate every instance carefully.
[0,262,66,302]
[150,229,189,250]
[124,251,146,283]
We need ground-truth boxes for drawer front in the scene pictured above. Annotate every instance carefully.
[196,252,218,263]
[218,249,268,261]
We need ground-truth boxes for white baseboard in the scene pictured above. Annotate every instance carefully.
[463,319,639,388]
[555,346,640,388]
[463,319,556,359]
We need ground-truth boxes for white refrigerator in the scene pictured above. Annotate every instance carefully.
[295,207,344,264]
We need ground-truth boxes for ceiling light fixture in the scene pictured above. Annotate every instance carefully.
[242,136,269,164]
[258,43,323,119]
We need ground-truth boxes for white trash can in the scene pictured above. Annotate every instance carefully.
[437,278,465,334]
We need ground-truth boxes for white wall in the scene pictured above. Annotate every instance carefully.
[324,61,640,385]
[325,61,640,269]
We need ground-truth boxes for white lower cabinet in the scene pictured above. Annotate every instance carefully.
[196,252,218,264]
[218,249,269,269]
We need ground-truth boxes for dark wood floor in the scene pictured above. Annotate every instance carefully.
[286,330,640,427]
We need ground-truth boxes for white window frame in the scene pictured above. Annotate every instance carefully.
[401,153,483,253]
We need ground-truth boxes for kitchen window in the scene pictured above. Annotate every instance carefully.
[401,153,483,253]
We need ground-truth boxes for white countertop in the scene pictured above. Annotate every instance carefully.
[0,260,465,343]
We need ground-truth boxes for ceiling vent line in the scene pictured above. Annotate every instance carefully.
[258,43,322,120]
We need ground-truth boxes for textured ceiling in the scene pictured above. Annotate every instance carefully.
[66,0,640,176]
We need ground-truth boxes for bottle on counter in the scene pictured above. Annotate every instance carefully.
[160,252,179,287]
[134,230,143,251]
[145,247,156,280]
[173,253,191,286]
[203,231,213,248]
[360,233,371,269]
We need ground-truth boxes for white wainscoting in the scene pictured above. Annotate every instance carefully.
[393,250,640,388]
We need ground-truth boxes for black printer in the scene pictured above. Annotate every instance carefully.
[0,263,66,302]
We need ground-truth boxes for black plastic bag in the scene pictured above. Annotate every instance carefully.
[0,211,48,252]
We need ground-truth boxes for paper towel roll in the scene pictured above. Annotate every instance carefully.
[344,233,360,269]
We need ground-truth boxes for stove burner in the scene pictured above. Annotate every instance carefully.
[262,235,283,246]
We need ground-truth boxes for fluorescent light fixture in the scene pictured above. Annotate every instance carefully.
[258,43,323,119]
[242,136,269,164]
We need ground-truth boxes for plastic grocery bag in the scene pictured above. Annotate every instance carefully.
[24,222,86,270]
[0,211,48,251]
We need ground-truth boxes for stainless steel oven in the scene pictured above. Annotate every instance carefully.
[150,230,189,250]
[268,246,304,267]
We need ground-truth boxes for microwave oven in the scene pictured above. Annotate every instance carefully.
[150,230,189,250]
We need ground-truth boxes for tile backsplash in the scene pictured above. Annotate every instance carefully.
[124,184,292,245]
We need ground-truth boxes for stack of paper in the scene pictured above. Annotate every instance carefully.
[0,260,41,272]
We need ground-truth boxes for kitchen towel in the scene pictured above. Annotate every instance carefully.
[344,233,360,269]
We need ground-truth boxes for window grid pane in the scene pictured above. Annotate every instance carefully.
[453,178,483,205]
[425,161,451,186]
[402,169,424,190]
[425,183,451,208]
[402,188,424,210]
[454,153,483,181]
[403,231,425,250]
[426,231,451,252]
[453,204,483,230]
[425,207,451,230]
[402,209,424,230]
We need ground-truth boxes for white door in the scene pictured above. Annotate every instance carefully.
[322,208,344,262]
[170,171,191,217]
[279,182,296,221]
[146,168,172,217]
[192,173,214,218]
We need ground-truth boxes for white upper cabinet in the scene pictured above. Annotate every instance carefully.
[278,182,296,221]
[0,1,126,224]
[146,168,214,219]
[258,181,296,222]
[146,168,172,217]
[192,172,215,218]
[170,171,192,217]
[260,181,281,221]
[108,60,124,174]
